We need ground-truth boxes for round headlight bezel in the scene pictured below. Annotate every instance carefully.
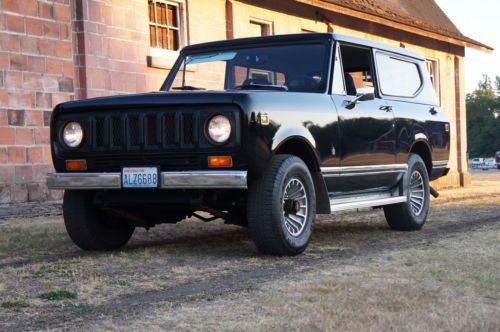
[61,121,84,149]
[206,114,232,145]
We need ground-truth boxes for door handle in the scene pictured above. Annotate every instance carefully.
[380,105,393,112]
[429,107,438,115]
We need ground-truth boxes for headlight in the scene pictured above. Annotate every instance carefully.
[62,122,83,148]
[207,115,231,144]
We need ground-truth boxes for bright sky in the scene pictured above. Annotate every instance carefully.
[434,0,500,93]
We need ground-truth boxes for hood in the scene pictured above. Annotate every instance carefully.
[57,91,247,112]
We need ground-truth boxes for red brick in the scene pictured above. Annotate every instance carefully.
[42,146,52,163]
[6,14,25,33]
[43,111,51,126]
[25,110,44,126]
[36,92,52,109]
[7,109,25,126]
[0,128,15,144]
[55,41,71,58]
[62,61,73,77]
[34,127,50,144]
[9,54,27,71]
[39,39,56,56]
[5,71,23,89]
[49,188,63,201]
[0,166,15,184]
[27,146,43,163]
[58,77,73,92]
[28,183,48,201]
[21,36,40,54]
[0,147,7,163]
[15,127,33,145]
[0,34,20,52]
[32,164,50,182]
[11,183,28,202]
[14,165,32,183]
[0,53,8,68]
[26,18,44,36]
[43,21,60,38]
[60,23,70,40]
[0,109,7,125]
[38,2,54,20]
[27,55,45,73]
[8,146,25,163]
[9,91,35,109]
[54,4,71,21]
[2,0,37,16]
[46,58,62,75]
[23,72,43,90]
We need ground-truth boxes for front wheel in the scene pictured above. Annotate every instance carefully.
[247,155,316,256]
[63,190,135,250]
[384,153,430,231]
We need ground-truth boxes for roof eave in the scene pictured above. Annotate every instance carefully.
[296,0,493,53]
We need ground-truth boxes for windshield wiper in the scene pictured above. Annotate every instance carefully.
[172,86,206,91]
[236,83,288,91]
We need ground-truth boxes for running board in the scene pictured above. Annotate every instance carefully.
[330,196,407,212]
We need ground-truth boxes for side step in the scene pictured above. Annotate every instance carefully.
[330,192,406,212]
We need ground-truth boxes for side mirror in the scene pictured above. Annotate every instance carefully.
[343,92,375,109]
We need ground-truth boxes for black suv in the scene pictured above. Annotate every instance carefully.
[48,33,450,255]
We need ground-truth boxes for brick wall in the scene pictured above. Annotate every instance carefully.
[0,0,74,203]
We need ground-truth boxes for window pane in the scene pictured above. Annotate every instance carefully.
[376,54,422,97]
[158,27,167,49]
[149,25,157,47]
[167,4,178,27]
[148,1,155,23]
[168,29,179,50]
[156,2,166,25]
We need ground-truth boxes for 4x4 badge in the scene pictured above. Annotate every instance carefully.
[256,112,269,125]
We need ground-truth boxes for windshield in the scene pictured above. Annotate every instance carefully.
[165,43,329,93]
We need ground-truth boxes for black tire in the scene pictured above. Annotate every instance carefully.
[247,155,316,255]
[63,190,135,250]
[384,153,430,231]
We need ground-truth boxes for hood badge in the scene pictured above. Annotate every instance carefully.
[257,112,269,126]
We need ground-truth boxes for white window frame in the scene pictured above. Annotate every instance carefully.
[425,58,441,104]
[148,0,187,59]
[249,18,273,36]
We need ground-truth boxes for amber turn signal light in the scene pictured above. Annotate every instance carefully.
[66,159,87,171]
[208,156,232,168]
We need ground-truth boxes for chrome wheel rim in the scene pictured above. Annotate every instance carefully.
[409,170,425,216]
[282,178,308,237]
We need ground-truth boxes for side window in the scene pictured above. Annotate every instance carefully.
[332,44,346,95]
[376,53,422,97]
[339,45,375,96]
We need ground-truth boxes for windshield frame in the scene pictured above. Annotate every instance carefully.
[160,38,334,94]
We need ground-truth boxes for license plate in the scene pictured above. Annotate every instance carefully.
[122,167,159,188]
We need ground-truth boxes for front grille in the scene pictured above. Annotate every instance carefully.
[54,107,240,171]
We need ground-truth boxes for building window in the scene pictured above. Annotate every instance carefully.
[426,59,440,100]
[249,19,272,37]
[148,1,181,51]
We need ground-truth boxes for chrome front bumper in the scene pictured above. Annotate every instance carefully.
[46,171,247,190]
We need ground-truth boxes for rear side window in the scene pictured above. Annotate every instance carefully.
[375,53,422,97]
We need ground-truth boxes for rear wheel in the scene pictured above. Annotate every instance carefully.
[247,155,316,255]
[384,153,430,231]
[63,190,135,250]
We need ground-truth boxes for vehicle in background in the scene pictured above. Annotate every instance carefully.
[471,158,484,169]
[479,158,496,170]
[496,151,500,170]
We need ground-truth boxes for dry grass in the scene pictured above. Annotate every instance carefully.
[0,172,499,331]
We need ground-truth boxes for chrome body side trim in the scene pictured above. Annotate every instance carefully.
[432,160,449,168]
[321,164,408,177]
[46,172,122,189]
[330,196,407,212]
[161,171,247,189]
[47,171,248,190]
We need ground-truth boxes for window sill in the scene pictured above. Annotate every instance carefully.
[147,48,179,70]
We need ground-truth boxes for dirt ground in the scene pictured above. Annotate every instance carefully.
[0,171,499,331]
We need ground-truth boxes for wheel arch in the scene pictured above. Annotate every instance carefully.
[274,136,331,214]
[409,140,432,175]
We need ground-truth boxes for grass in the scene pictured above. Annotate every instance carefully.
[1,300,30,309]
[38,290,77,301]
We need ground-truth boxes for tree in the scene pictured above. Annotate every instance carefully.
[495,75,500,95]
[466,74,500,158]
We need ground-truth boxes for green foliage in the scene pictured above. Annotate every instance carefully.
[1,300,30,308]
[38,290,77,301]
[466,75,500,158]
